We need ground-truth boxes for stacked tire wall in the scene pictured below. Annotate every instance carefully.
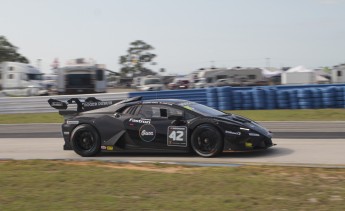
[129,84,345,110]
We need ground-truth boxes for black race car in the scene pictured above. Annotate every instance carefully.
[48,96,274,157]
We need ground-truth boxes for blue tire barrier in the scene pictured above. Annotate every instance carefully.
[207,88,218,107]
[128,84,345,110]
[218,96,233,102]
[217,92,232,97]
[297,89,312,98]
[217,86,233,110]
[252,88,266,109]
[311,88,322,98]
[216,86,232,93]
[218,102,232,107]
[206,87,217,94]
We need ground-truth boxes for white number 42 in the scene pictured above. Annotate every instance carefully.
[169,131,184,141]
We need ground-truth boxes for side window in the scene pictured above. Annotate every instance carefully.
[168,107,183,116]
[138,105,184,119]
[8,74,14,79]
[138,105,153,118]
[152,106,169,118]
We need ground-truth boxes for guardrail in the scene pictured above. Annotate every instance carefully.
[0,92,129,114]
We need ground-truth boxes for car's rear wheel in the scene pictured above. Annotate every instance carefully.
[70,124,101,157]
[191,124,223,157]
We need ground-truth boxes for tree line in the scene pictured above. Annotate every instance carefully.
[0,35,158,76]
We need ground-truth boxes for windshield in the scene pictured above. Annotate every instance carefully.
[144,78,161,85]
[180,102,225,116]
[27,74,43,80]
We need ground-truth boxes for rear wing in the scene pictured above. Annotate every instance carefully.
[48,96,142,116]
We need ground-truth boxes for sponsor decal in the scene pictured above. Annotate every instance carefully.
[101,146,107,150]
[249,133,260,137]
[245,142,253,148]
[240,127,250,131]
[178,102,193,106]
[139,124,156,142]
[52,102,64,106]
[167,126,187,147]
[83,101,113,107]
[66,120,79,125]
[63,132,70,135]
[225,130,241,136]
[141,130,154,136]
[183,105,194,111]
[129,118,151,124]
[106,146,114,151]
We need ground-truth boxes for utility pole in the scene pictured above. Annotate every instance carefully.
[265,57,270,68]
[36,59,42,70]
[210,60,215,68]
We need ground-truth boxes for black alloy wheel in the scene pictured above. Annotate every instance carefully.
[191,124,223,157]
[70,124,101,157]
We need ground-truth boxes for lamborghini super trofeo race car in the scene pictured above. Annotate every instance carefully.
[48,96,274,157]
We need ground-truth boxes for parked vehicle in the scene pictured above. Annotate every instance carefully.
[196,67,264,87]
[168,79,190,89]
[0,62,48,96]
[137,76,164,91]
[57,59,106,94]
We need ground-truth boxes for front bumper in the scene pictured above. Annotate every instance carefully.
[224,133,273,151]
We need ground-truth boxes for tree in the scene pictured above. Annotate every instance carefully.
[119,40,156,76]
[0,36,29,63]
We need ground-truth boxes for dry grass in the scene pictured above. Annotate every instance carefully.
[0,160,344,210]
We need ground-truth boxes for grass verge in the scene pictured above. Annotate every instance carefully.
[0,113,63,124]
[1,109,345,124]
[226,108,345,121]
[0,160,344,210]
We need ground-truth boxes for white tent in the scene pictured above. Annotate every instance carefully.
[261,68,283,78]
[281,65,331,84]
[286,66,314,73]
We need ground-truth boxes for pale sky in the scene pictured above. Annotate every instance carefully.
[1,0,345,74]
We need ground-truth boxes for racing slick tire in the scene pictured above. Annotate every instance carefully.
[191,124,223,157]
[70,124,101,157]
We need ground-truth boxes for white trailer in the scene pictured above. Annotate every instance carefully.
[332,64,345,83]
[0,62,48,96]
[57,60,106,94]
[281,66,316,85]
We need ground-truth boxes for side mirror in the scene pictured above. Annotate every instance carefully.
[114,112,121,118]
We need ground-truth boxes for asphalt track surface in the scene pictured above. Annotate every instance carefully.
[1,122,345,139]
[0,122,344,167]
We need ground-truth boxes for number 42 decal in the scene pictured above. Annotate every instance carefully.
[169,130,184,141]
[167,126,187,147]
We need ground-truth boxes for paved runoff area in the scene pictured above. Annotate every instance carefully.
[0,138,344,167]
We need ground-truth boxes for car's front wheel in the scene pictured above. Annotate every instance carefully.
[70,124,101,157]
[191,124,223,157]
